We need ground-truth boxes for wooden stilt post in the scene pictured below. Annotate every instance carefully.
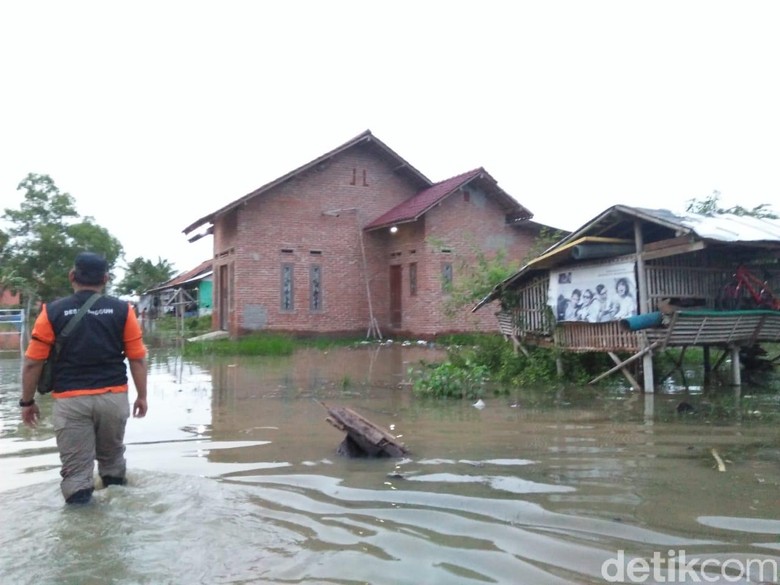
[634,219,654,393]
[730,345,742,386]
[589,341,660,385]
[608,351,642,391]
[642,352,655,393]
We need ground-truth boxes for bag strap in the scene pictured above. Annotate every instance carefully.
[54,293,102,353]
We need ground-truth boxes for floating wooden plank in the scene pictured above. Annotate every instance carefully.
[319,401,409,458]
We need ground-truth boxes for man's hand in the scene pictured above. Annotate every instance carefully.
[133,397,148,418]
[21,404,40,427]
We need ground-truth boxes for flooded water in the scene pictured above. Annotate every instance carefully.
[1,344,779,584]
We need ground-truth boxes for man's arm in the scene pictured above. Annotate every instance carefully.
[20,358,44,426]
[19,305,54,427]
[123,304,148,418]
[128,357,148,418]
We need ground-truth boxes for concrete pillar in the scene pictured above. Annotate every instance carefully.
[643,351,655,393]
[730,345,741,386]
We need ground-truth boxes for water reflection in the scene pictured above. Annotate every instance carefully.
[1,345,779,584]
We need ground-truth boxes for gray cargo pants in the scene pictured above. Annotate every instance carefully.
[53,392,130,501]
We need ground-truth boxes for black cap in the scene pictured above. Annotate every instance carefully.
[74,252,108,285]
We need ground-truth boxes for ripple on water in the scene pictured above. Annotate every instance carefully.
[0,469,725,585]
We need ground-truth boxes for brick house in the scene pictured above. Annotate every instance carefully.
[0,288,22,351]
[183,130,556,338]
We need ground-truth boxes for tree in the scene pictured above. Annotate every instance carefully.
[686,190,778,219]
[2,173,123,301]
[115,256,177,296]
[439,226,565,317]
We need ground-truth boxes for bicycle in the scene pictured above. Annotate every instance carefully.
[716,264,780,311]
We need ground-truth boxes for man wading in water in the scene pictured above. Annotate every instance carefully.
[19,252,148,504]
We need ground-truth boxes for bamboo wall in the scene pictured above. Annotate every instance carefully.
[497,247,780,354]
[645,251,779,313]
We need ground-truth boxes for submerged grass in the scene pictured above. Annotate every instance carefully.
[181,332,366,357]
[183,333,296,356]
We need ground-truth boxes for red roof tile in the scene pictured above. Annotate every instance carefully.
[364,167,532,231]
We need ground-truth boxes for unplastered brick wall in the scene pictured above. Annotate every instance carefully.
[402,186,538,335]
[211,144,542,338]
[227,147,420,335]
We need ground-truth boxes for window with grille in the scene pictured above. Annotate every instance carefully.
[281,263,294,311]
[442,262,453,293]
[310,265,322,311]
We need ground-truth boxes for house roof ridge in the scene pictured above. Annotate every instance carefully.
[433,167,484,184]
[182,130,431,237]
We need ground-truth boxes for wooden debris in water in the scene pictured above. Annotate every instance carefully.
[711,448,726,472]
[319,401,409,458]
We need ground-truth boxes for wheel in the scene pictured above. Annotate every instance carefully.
[716,283,739,311]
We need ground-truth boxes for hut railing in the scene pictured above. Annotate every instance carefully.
[554,321,643,352]
[495,275,552,336]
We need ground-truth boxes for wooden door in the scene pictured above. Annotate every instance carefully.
[389,265,402,328]
[219,264,229,331]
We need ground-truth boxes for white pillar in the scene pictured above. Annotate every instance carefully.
[730,345,741,386]
[643,352,655,393]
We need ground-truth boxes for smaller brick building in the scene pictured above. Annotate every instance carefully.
[183,130,554,338]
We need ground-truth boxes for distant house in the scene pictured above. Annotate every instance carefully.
[0,288,22,351]
[474,205,780,391]
[141,259,213,318]
[183,130,559,338]
[0,289,20,306]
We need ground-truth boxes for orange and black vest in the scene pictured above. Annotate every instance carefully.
[42,291,131,393]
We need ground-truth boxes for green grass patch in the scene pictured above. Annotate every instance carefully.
[184,332,296,356]
[182,332,367,356]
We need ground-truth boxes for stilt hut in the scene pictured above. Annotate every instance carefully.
[473,205,780,391]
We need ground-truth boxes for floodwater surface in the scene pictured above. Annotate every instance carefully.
[1,344,779,584]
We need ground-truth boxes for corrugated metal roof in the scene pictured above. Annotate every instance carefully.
[472,205,780,312]
[657,208,780,242]
[566,205,780,245]
[145,259,212,293]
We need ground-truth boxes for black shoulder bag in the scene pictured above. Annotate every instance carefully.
[37,293,102,395]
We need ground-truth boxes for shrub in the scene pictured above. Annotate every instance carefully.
[408,356,490,400]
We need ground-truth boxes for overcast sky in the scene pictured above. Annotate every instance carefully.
[2,1,779,276]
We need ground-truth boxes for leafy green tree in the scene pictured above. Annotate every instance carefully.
[2,173,123,301]
[115,256,177,296]
[438,226,565,317]
[686,190,778,219]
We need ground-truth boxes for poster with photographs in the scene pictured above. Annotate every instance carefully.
[550,261,637,323]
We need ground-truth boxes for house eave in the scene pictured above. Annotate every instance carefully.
[183,130,433,237]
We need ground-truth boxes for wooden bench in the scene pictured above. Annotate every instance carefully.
[646,309,780,349]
